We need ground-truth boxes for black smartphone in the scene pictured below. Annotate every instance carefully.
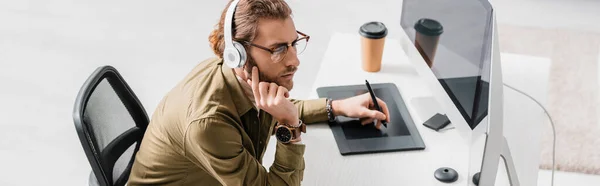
[423,113,451,131]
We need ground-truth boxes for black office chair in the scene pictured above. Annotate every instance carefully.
[73,65,149,186]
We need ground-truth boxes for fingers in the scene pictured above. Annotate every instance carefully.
[370,109,385,130]
[363,93,375,108]
[252,66,259,83]
[258,82,269,105]
[360,117,381,130]
[358,108,386,128]
[250,67,260,105]
[361,118,374,125]
[377,98,391,123]
[375,119,382,130]
[248,66,292,109]
[268,83,278,102]
[276,86,289,99]
[368,109,387,121]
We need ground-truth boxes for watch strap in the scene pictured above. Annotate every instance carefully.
[289,131,302,143]
[326,98,336,122]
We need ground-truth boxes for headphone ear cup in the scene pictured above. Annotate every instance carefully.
[223,47,240,68]
[232,41,247,68]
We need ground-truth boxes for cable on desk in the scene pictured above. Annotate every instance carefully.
[503,83,556,186]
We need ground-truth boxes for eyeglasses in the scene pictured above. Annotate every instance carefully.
[241,31,310,63]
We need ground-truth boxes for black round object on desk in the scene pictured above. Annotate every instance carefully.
[434,167,459,183]
[473,172,481,185]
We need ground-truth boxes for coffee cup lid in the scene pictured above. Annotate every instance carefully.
[359,22,388,39]
[414,18,443,36]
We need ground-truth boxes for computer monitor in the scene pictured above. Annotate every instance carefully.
[400,0,520,185]
[400,0,493,130]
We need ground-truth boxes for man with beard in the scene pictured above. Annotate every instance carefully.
[128,0,390,185]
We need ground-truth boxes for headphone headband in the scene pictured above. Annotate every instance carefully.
[224,0,241,48]
[222,0,247,68]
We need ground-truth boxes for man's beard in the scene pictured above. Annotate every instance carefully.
[244,56,271,82]
[244,56,297,90]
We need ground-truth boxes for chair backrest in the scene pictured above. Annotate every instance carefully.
[73,66,149,186]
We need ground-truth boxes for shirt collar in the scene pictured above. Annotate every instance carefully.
[221,59,255,116]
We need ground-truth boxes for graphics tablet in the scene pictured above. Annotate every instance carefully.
[316,83,426,155]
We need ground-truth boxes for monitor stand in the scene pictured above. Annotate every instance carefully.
[411,97,520,185]
[473,137,520,186]
[501,137,520,186]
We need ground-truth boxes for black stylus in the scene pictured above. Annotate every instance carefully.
[365,80,387,128]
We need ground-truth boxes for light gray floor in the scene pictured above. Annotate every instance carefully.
[0,0,599,185]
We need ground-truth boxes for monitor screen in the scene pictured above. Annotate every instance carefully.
[400,0,494,129]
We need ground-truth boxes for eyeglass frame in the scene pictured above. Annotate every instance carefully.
[238,31,310,63]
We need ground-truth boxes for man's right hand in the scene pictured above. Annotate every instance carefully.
[246,66,299,126]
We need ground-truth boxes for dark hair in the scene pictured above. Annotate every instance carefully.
[208,0,292,58]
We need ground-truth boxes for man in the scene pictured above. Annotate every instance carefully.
[128,0,390,185]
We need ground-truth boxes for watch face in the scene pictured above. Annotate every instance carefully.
[276,127,292,143]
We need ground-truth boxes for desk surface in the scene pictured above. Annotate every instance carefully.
[304,33,471,186]
[261,32,532,185]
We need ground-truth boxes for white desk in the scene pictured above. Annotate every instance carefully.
[263,32,539,185]
[301,32,472,186]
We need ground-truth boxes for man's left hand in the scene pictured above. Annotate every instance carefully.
[331,93,391,129]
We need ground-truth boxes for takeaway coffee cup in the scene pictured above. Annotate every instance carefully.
[360,21,388,72]
[414,18,443,68]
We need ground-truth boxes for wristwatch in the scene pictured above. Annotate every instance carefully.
[275,120,306,144]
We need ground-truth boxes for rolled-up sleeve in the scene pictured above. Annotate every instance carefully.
[184,116,305,186]
[290,98,328,124]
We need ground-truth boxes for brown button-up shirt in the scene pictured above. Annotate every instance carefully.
[128,57,328,186]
